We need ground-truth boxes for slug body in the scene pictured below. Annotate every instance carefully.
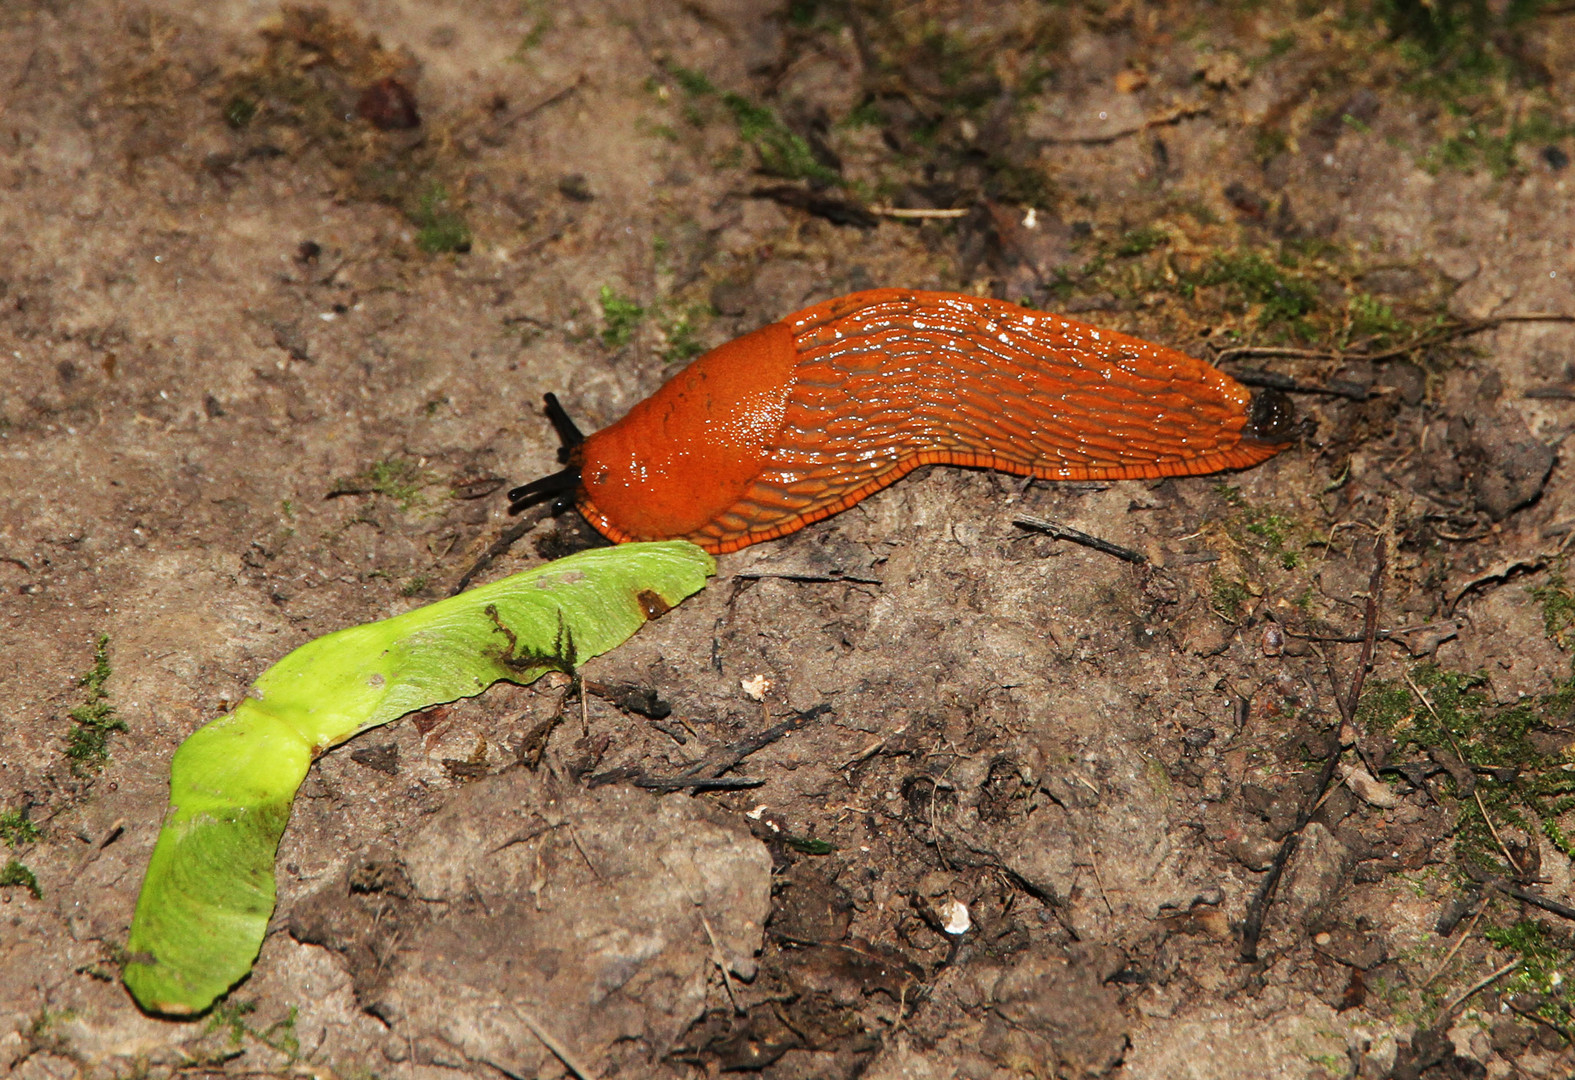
[526,289,1293,554]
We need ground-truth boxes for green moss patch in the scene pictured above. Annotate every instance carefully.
[1361,665,1575,869]
[329,457,439,512]
[66,635,125,775]
[222,7,471,255]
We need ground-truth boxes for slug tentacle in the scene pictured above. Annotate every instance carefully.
[542,391,586,456]
[509,393,588,511]
[508,466,579,506]
[526,289,1293,554]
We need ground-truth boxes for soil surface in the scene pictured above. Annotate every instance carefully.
[4,2,1575,1078]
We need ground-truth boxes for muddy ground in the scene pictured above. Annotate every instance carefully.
[4,1,1575,1077]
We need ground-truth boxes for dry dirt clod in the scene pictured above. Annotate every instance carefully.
[291,769,770,1077]
[1276,821,1355,934]
[984,943,1130,1077]
[1445,409,1557,521]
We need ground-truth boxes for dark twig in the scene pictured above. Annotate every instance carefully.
[451,505,552,594]
[586,765,763,791]
[1240,528,1387,963]
[1035,101,1210,145]
[1237,743,1342,964]
[1283,620,1458,645]
[1224,367,1370,400]
[645,774,764,792]
[1501,881,1575,922]
[750,185,878,229]
[1214,345,1349,363]
[494,78,584,132]
[591,705,832,793]
[1341,547,1386,726]
[1506,999,1575,1044]
[1389,958,1523,1079]
[1013,514,1147,564]
[1525,385,1575,400]
[1463,864,1575,921]
[511,1004,600,1080]
[1440,959,1522,1021]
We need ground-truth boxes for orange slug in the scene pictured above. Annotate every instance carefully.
[511,288,1294,554]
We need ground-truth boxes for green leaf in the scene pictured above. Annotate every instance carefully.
[123,542,714,1015]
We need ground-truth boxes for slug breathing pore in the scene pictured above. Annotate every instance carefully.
[510,288,1295,554]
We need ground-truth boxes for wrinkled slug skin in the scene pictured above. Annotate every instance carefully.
[574,288,1291,553]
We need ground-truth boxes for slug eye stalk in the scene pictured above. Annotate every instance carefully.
[507,465,580,509]
[509,393,587,511]
[543,391,586,456]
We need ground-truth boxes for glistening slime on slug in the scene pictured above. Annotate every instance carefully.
[512,289,1295,552]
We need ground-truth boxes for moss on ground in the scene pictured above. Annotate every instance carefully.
[221,7,471,255]
[1484,919,1575,1028]
[0,808,40,848]
[330,458,439,512]
[0,859,41,899]
[658,62,842,186]
[1531,562,1575,649]
[66,635,124,775]
[204,1000,302,1063]
[1358,645,1575,1036]
[597,286,646,349]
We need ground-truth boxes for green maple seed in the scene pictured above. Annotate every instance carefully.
[123,541,714,1014]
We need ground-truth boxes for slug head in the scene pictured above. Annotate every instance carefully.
[575,321,800,543]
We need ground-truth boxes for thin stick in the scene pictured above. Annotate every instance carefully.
[1500,880,1575,922]
[1420,908,1482,989]
[699,912,743,1015]
[1474,789,1525,876]
[869,206,969,219]
[1086,842,1116,918]
[514,1006,600,1080]
[1405,672,1526,877]
[1216,345,1349,363]
[596,705,831,793]
[1238,748,1340,963]
[1014,514,1147,564]
[1439,958,1521,1021]
[1241,526,1387,963]
[451,508,550,594]
[1341,529,1389,725]
[1227,367,1370,400]
[497,78,584,130]
[1037,102,1210,145]
[1213,313,1575,367]
[1283,620,1458,645]
[564,823,605,883]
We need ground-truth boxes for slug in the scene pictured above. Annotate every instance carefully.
[511,288,1294,554]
